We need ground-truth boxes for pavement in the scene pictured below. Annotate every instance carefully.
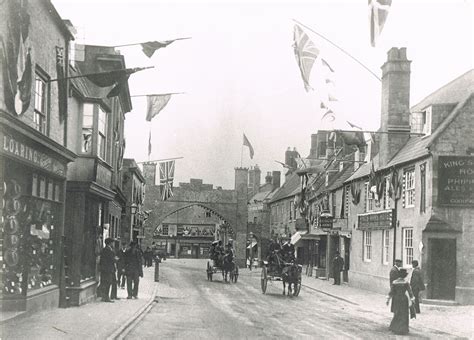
[246,266,474,339]
[1,263,473,339]
[1,266,158,340]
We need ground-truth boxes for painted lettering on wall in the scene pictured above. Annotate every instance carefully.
[438,156,474,206]
[1,132,66,176]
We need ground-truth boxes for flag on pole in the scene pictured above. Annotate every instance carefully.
[369,0,392,47]
[141,40,177,58]
[243,134,254,159]
[85,67,146,98]
[321,108,335,122]
[347,121,363,130]
[146,94,172,121]
[159,160,175,201]
[293,24,320,92]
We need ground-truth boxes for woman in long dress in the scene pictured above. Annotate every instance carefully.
[386,268,415,335]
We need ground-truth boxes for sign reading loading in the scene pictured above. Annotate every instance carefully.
[438,156,474,206]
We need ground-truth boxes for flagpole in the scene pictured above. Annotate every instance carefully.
[130,92,186,98]
[318,129,424,136]
[47,66,154,82]
[111,37,192,48]
[292,19,381,82]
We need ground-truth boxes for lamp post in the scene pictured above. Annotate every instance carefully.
[130,203,138,244]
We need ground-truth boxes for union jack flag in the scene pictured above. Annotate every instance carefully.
[369,0,392,47]
[159,160,175,200]
[293,24,320,92]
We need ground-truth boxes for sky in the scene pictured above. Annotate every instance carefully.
[53,0,473,189]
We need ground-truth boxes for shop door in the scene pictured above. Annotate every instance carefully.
[429,238,456,300]
[193,245,199,258]
[343,237,350,282]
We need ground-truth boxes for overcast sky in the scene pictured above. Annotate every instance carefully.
[53,0,473,189]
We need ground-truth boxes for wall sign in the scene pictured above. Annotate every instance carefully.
[1,132,66,176]
[438,156,474,206]
[358,209,394,230]
[319,217,333,229]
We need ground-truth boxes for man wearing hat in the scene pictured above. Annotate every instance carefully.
[390,259,403,288]
[124,241,143,299]
[332,251,344,285]
[99,238,116,302]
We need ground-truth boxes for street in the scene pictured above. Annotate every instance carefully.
[125,259,459,339]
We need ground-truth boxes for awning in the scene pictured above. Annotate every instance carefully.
[291,231,306,245]
[247,241,257,249]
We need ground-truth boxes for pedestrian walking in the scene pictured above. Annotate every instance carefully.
[332,251,344,285]
[98,238,116,302]
[144,247,153,267]
[386,268,415,335]
[125,241,143,299]
[410,260,425,314]
[117,243,127,289]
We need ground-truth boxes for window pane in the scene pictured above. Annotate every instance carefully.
[82,128,93,153]
[47,180,53,200]
[83,103,94,128]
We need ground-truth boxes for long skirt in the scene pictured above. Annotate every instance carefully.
[389,297,410,335]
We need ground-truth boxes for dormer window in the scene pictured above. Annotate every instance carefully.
[422,107,432,136]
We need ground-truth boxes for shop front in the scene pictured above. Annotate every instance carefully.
[0,127,74,312]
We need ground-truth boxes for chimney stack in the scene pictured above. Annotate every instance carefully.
[379,47,411,167]
[272,171,281,190]
[265,172,272,184]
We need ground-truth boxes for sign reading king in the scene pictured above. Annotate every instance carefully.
[438,156,474,207]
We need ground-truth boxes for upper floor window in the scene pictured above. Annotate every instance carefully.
[404,168,415,208]
[98,107,107,160]
[82,103,93,153]
[34,72,49,134]
[365,182,374,212]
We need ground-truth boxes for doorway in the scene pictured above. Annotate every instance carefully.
[429,238,456,300]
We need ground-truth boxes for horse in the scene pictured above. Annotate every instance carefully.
[222,253,235,282]
[281,262,302,296]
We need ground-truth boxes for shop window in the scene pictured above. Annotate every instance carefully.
[98,106,107,160]
[363,230,372,262]
[402,228,414,267]
[382,230,390,265]
[34,71,49,134]
[39,176,46,198]
[54,183,61,202]
[404,168,415,208]
[82,103,93,153]
[47,180,54,200]
[32,174,38,196]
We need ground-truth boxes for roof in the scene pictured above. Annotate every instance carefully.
[249,190,273,203]
[411,69,474,112]
[269,172,301,203]
[346,69,474,180]
[326,163,355,191]
[69,66,112,108]
[123,158,145,182]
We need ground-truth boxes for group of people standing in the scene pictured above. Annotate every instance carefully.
[98,238,144,302]
[387,259,425,335]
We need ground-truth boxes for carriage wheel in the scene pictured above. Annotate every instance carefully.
[261,266,268,294]
[293,277,302,297]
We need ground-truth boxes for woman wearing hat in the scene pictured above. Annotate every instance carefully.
[386,268,415,335]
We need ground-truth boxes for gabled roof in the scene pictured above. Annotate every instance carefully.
[346,69,473,180]
[411,69,474,112]
[269,172,300,203]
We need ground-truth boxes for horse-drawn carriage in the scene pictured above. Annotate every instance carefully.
[206,240,239,283]
[206,257,239,282]
[261,258,302,296]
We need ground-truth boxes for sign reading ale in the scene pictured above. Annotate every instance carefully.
[438,156,474,206]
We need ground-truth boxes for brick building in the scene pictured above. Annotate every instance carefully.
[0,0,76,312]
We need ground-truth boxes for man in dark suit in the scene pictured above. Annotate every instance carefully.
[410,260,425,313]
[125,241,143,299]
[332,251,345,285]
[99,238,116,302]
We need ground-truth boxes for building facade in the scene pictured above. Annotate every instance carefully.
[63,44,131,306]
[0,0,76,312]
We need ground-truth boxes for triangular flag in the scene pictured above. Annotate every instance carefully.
[369,0,392,47]
[243,133,254,159]
[141,40,176,58]
[146,94,172,121]
[347,121,363,130]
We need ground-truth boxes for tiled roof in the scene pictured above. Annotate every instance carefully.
[249,190,273,202]
[411,69,474,112]
[345,154,380,182]
[326,163,355,191]
[269,172,301,203]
